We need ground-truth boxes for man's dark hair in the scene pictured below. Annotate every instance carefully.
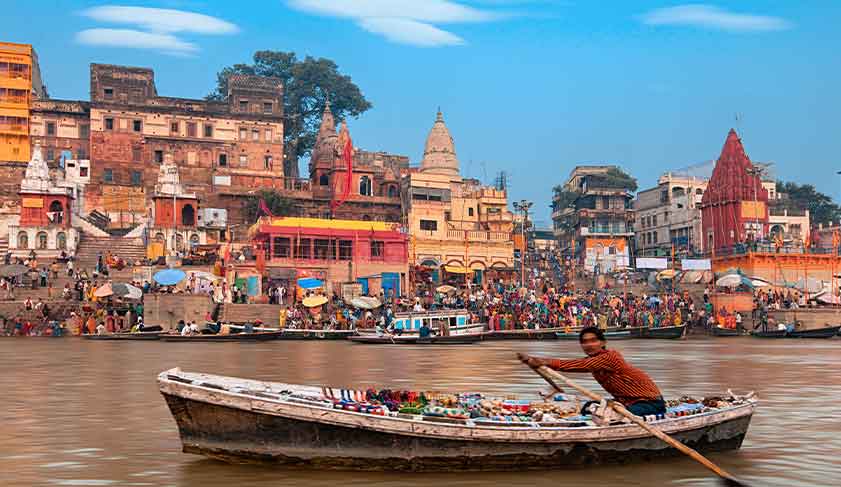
[579,326,606,344]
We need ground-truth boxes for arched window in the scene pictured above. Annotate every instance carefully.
[37,232,48,250]
[17,231,28,249]
[319,173,329,186]
[190,234,200,246]
[182,204,195,226]
[49,200,63,224]
[174,234,184,251]
[57,232,67,250]
[362,214,371,221]
[387,185,397,198]
[359,176,372,196]
[154,232,165,242]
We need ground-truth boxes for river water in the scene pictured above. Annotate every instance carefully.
[2,337,839,487]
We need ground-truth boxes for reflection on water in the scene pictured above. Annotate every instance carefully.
[1,338,839,487]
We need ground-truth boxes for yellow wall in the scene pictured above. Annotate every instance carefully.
[0,42,35,163]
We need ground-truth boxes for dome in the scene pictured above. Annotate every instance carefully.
[311,101,337,166]
[420,110,459,176]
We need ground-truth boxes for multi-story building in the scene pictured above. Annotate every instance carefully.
[552,165,635,273]
[634,173,708,256]
[403,111,514,289]
[0,42,45,165]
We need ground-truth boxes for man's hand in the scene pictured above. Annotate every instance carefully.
[517,352,546,368]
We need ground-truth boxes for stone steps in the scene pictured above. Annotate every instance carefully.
[220,304,282,325]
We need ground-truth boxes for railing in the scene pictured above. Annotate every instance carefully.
[0,94,27,105]
[283,178,311,192]
[445,230,510,242]
[0,122,27,133]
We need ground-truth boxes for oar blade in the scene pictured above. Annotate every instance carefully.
[720,478,750,487]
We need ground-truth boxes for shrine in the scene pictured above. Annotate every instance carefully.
[149,154,205,253]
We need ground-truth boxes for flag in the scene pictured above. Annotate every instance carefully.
[258,198,274,219]
[331,132,354,211]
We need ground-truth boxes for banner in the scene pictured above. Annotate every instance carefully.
[681,259,711,271]
[635,257,668,269]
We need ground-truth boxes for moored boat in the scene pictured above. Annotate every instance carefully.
[158,368,757,471]
[751,324,840,339]
[555,327,632,340]
[349,333,482,345]
[160,331,284,342]
[82,331,161,341]
[391,309,484,336]
[630,325,687,339]
[482,327,565,340]
[277,329,357,340]
[710,326,742,337]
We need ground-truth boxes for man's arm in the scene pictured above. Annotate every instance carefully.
[525,353,618,373]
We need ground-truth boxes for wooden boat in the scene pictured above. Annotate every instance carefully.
[349,333,482,345]
[160,331,284,342]
[391,309,484,336]
[82,331,161,341]
[628,325,687,339]
[482,327,565,340]
[752,324,841,339]
[710,326,742,337]
[555,327,632,340]
[277,329,357,340]
[158,368,757,471]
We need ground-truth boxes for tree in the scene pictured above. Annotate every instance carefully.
[592,167,638,192]
[775,181,841,225]
[244,190,295,223]
[208,51,373,175]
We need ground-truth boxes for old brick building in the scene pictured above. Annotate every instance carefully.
[86,64,285,228]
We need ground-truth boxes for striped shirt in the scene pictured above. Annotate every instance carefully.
[546,349,662,406]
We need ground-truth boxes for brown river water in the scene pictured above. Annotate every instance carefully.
[1,337,839,487]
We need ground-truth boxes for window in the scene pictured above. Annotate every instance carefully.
[602,196,610,209]
[103,168,113,183]
[264,155,272,170]
[17,231,28,249]
[265,128,272,141]
[468,207,474,217]
[37,232,48,250]
[420,219,437,231]
[57,233,67,250]
[104,87,113,99]
[171,121,179,134]
[295,238,312,259]
[79,166,88,177]
[187,122,197,137]
[239,128,247,140]
[314,239,331,260]
[371,241,384,259]
[46,148,54,161]
[387,185,397,198]
[359,176,372,196]
[131,170,142,186]
[273,237,291,258]
[338,240,353,260]
[132,120,142,132]
[319,174,329,186]
[263,102,273,114]
[444,211,451,221]
[104,118,114,130]
[218,153,227,167]
[77,148,87,159]
[132,146,141,162]
[46,122,55,136]
[239,100,248,111]
[154,150,163,164]
[204,124,213,137]
[239,154,248,167]
[252,129,259,141]
[652,215,657,226]
[79,124,89,138]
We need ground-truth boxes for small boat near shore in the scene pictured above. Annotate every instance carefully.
[482,327,564,340]
[709,326,743,337]
[82,332,161,341]
[751,324,840,339]
[630,325,687,339]
[349,333,483,345]
[555,327,632,340]
[160,331,285,342]
[158,368,757,471]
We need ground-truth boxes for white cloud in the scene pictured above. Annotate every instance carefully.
[640,4,792,32]
[81,6,239,34]
[359,18,464,47]
[76,28,199,56]
[76,6,238,56]
[287,0,504,46]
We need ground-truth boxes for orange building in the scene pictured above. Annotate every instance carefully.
[0,42,45,163]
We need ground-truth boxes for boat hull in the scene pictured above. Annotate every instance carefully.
[349,333,482,345]
[83,332,161,341]
[752,325,840,339]
[710,327,741,337]
[160,332,284,342]
[629,325,687,339]
[481,328,563,340]
[161,393,751,471]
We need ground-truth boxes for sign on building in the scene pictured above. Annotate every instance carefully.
[635,257,668,269]
[681,259,711,271]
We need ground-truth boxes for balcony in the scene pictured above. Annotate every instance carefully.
[0,121,27,134]
[445,229,510,242]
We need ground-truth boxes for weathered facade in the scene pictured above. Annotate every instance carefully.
[0,42,45,165]
[634,173,708,257]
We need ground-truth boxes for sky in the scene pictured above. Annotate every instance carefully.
[6,1,841,224]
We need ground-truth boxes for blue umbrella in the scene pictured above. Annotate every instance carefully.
[154,268,187,286]
[297,277,323,289]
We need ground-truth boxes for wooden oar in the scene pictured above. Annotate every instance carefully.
[517,354,749,487]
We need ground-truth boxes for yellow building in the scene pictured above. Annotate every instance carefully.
[404,111,515,289]
[0,42,45,163]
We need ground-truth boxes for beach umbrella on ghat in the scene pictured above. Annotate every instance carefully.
[715,274,751,289]
[794,277,823,294]
[351,296,382,309]
[297,277,323,289]
[112,283,143,300]
[190,271,223,282]
[154,268,186,286]
[656,269,677,282]
[302,295,328,308]
[0,264,29,277]
[436,285,457,294]
[93,282,114,298]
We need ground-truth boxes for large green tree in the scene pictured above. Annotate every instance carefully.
[208,51,373,173]
[775,181,841,225]
[244,190,295,222]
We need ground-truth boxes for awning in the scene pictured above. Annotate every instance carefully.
[444,265,472,274]
[267,268,296,279]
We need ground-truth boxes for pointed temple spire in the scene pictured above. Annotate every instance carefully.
[421,109,459,177]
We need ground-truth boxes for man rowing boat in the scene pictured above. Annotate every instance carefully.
[521,326,666,417]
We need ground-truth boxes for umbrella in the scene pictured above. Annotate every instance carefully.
[297,277,323,289]
[190,271,223,282]
[302,295,328,308]
[154,268,186,286]
[656,269,677,282]
[112,283,143,300]
[716,274,749,288]
[0,264,29,277]
[817,293,841,305]
[350,297,382,309]
[93,282,114,297]
[436,285,457,294]
[794,277,823,294]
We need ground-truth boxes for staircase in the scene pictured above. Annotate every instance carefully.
[220,304,282,325]
[0,237,8,258]
[74,234,147,281]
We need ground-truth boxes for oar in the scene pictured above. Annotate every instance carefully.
[517,353,749,487]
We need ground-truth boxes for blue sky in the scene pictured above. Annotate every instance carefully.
[6,1,841,224]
